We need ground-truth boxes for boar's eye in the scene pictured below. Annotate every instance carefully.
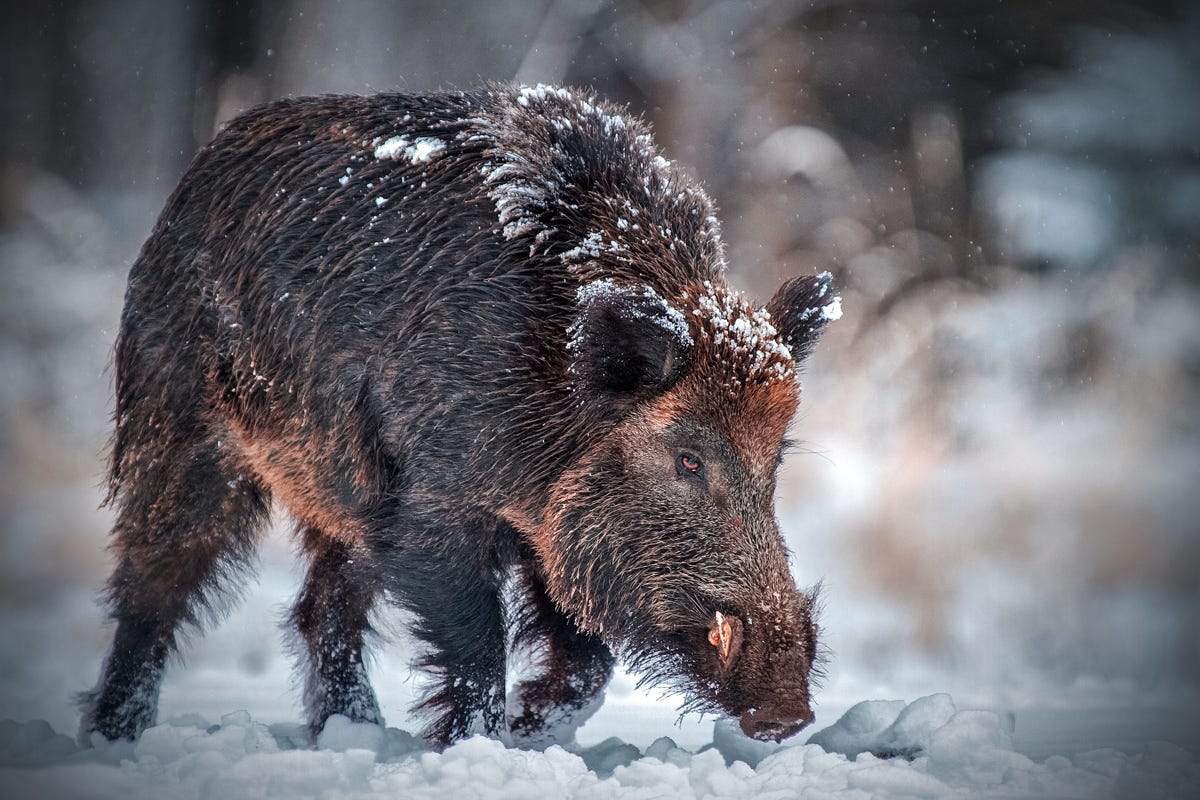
[675,452,705,482]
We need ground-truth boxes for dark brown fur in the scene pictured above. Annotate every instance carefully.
[79,85,837,749]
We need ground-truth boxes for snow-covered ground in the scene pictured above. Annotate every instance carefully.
[3,685,1198,798]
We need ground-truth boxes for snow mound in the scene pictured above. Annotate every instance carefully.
[2,695,1198,799]
[808,694,955,760]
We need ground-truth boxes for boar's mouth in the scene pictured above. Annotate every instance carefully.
[654,651,816,743]
[634,601,822,743]
[625,634,818,744]
[609,586,824,743]
[738,707,815,742]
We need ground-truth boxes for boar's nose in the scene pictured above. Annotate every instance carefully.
[738,707,815,742]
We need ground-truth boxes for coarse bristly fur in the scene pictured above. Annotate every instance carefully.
[78,83,841,750]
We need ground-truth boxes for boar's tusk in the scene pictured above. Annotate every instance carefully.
[709,611,740,668]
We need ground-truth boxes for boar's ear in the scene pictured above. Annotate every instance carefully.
[765,271,842,363]
[570,280,693,401]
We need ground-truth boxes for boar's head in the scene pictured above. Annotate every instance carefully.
[537,272,839,742]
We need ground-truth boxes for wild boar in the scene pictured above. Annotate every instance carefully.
[79,84,841,749]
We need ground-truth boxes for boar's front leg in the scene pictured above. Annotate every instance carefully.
[507,565,614,748]
[291,528,383,739]
[382,517,508,748]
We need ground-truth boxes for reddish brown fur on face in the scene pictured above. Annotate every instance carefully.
[79,85,837,749]
[676,283,801,464]
[657,369,798,477]
[531,277,830,738]
[638,283,803,473]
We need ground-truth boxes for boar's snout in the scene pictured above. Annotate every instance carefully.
[738,706,815,742]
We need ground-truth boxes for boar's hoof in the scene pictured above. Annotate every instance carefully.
[738,707,815,742]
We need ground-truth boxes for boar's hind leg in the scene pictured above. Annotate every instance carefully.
[79,438,270,744]
[388,533,508,748]
[508,566,614,748]
[291,529,383,738]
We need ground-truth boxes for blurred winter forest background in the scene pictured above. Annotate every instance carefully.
[1,0,1197,745]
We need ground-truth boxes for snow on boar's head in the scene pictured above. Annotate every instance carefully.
[537,271,840,742]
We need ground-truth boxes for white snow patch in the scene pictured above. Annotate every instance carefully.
[821,294,843,321]
[516,84,629,137]
[693,281,795,383]
[560,232,605,263]
[481,159,551,242]
[479,84,717,253]
[516,84,575,107]
[2,694,1196,797]
[797,275,843,324]
[404,138,446,164]
[373,136,407,160]
[374,136,446,164]
[571,279,693,352]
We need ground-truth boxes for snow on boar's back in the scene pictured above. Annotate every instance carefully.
[78,85,841,750]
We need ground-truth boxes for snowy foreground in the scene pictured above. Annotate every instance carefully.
[3,695,1197,799]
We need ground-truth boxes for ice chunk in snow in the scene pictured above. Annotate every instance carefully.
[642,736,692,769]
[0,719,76,767]
[136,709,278,763]
[576,736,640,777]
[315,716,423,763]
[807,694,973,762]
[806,698,907,759]
[926,709,1030,788]
[876,692,958,758]
[316,714,385,756]
[806,695,1037,790]
[710,716,785,768]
